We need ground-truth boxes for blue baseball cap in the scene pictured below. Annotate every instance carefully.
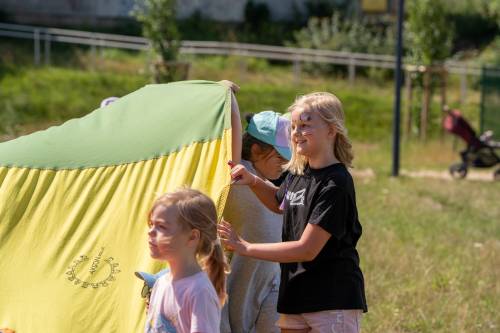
[247,111,291,160]
[135,268,170,288]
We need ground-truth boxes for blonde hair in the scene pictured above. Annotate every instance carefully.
[149,188,229,305]
[284,92,353,175]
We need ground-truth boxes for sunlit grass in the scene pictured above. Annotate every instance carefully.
[356,174,499,332]
[1,46,498,332]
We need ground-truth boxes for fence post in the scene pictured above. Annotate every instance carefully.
[348,57,355,84]
[99,38,105,60]
[440,67,447,139]
[420,68,430,141]
[34,28,40,66]
[404,68,413,137]
[460,66,467,108]
[44,32,51,66]
[293,59,301,85]
[90,35,97,70]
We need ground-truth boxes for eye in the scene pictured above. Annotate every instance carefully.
[297,123,310,131]
[300,113,312,122]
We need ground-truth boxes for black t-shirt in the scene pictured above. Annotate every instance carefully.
[275,163,368,314]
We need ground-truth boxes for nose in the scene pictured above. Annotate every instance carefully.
[148,226,155,237]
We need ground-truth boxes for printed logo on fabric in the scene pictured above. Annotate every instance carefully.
[286,189,306,206]
[66,247,120,289]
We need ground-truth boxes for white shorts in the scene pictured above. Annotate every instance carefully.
[277,309,362,333]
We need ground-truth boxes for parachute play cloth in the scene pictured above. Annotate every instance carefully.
[0,81,233,331]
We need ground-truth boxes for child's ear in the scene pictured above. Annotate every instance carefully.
[250,143,263,160]
[189,229,200,244]
[328,124,337,138]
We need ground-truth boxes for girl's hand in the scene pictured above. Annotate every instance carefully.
[228,160,257,186]
[218,219,249,255]
[218,80,240,93]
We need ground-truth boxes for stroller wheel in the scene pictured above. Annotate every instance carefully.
[449,163,467,179]
[494,169,500,181]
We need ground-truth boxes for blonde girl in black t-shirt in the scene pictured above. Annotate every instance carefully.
[218,92,367,333]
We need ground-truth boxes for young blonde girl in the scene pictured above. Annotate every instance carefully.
[219,92,367,333]
[145,188,229,333]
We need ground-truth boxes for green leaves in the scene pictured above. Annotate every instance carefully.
[406,0,454,65]
[292,13,395,55]
[132,0,180,63]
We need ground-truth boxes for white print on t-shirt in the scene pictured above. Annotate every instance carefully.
[286,189,306,206]
[289,262,306,280]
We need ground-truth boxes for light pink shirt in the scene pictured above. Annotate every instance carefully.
[145,271,221,333]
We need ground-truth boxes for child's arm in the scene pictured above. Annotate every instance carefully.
[230,92,242,164]
[219,80,242,165]
[229,162,281,214]
[218,220,331,263]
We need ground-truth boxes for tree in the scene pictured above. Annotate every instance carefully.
[406,0,454,140]
[133,0,187,82]
[406,0,454,65]
[448,0,500,28]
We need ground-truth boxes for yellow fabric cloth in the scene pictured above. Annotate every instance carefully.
[0,127,232,330]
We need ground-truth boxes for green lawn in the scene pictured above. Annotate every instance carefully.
[357,174,499,332]
[1,46,498,332]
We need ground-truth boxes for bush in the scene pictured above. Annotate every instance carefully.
[449,12,499,51]
[177,11,235,42]
[178,4,300,45]
[132,0,179,63]
[304,0,352,20]
[293,13,395,54]
[0,101,21,137]
[289,13,395,78]
[406,0,454,65]
[0,68,147,132]
[0,64,398,141]
[479,36,500,66]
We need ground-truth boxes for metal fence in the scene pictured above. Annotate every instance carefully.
[480,67,500,140]
[2,22,499,97]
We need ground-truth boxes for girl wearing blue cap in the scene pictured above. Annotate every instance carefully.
[219,93,367,333]
[221,111,291,333]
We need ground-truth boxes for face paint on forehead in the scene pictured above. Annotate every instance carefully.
[299,112,312,122]
[291,110,312,124]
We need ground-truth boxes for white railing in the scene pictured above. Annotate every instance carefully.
[1,22,499,83]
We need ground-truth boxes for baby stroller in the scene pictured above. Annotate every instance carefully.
[443,108,500,180]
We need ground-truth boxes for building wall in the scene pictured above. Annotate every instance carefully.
[0,1,391,27]
[0,0,309,24]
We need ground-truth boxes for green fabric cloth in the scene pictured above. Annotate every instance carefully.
[0,81,231,170]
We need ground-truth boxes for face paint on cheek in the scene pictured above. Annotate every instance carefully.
[154,232,179,252]
[301,128,314,136]
[157,236,173,245]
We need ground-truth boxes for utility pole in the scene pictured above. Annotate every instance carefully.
[392,0,405,177]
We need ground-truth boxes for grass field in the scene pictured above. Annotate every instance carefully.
[1,44,499,332]
[357,172,499,333]
[1,43,482,141]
